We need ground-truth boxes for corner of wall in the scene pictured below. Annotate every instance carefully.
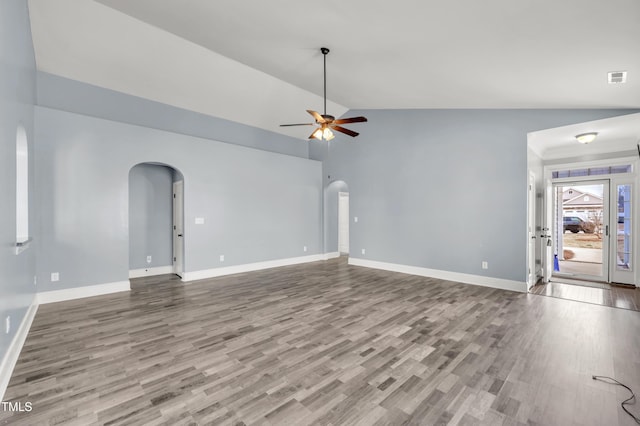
[0,297,38,401]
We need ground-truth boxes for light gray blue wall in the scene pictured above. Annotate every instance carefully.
[0,0,37,371]
[36,72,309,159]
[35,106,322,291]
[311,109,639,283]
[128,164,174,270]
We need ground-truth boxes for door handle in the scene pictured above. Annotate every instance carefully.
[605,226,609,237]
[178,234,183,237]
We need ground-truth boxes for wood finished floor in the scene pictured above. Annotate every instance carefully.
[2,257,640,425]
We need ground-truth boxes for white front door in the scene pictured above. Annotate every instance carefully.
[172,180,184,276]
[551,180,610,282]
[338,192,349,254]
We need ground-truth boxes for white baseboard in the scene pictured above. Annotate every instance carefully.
[182,254,326,282]
[37,280,131,304]
[0,297,38,401]
[322,252,341,260]
[129,266,174,279]
[348,258,527,293]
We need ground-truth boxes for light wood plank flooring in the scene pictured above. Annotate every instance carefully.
[2,258,639,425]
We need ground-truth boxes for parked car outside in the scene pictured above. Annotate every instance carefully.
[563,216,595,233]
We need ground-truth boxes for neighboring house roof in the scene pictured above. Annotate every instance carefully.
[563,189,604,207]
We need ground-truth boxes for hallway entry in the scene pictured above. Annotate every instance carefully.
[128,163,184,278]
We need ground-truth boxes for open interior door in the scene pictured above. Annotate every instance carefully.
[543,179,553,283]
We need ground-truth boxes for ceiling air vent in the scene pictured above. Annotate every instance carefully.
[608,71,627,84]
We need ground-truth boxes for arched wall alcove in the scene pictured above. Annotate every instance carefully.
[324,180,349,255]
[128,162,184,279]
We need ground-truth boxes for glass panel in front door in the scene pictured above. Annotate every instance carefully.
[553,182,607,280]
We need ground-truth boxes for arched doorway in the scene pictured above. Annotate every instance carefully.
[128,163,184,278]
[324,180,349,256]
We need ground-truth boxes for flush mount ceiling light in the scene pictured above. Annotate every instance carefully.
[575,132,598,144]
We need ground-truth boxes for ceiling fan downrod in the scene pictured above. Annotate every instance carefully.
[321,47,329,116]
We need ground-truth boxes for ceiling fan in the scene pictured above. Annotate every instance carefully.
[280,47,367,141]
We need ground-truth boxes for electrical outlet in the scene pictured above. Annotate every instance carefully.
[195,217,205,224]
[51,272,59,282]
[303,246,307,252]
[361,248,366,255]
[482,261,488,270]
[5,316,10,334]
[146,255,152,264]
[33,275,37,286]
[219,255,225,262]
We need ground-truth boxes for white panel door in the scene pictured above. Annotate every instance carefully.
[173,180,184,276]
[338,192,349,254]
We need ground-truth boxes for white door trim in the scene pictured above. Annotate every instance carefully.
[610,177,635,285]
[527,172,536,289]
[543,178,553,283]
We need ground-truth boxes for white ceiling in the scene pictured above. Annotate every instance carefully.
[28,0,640,140]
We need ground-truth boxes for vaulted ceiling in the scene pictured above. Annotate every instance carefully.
[28,0,640,141]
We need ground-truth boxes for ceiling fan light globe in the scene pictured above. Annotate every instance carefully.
[323,128,334,140]
[311,128,323,140]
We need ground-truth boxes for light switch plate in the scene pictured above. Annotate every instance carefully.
[195,217,205,225]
